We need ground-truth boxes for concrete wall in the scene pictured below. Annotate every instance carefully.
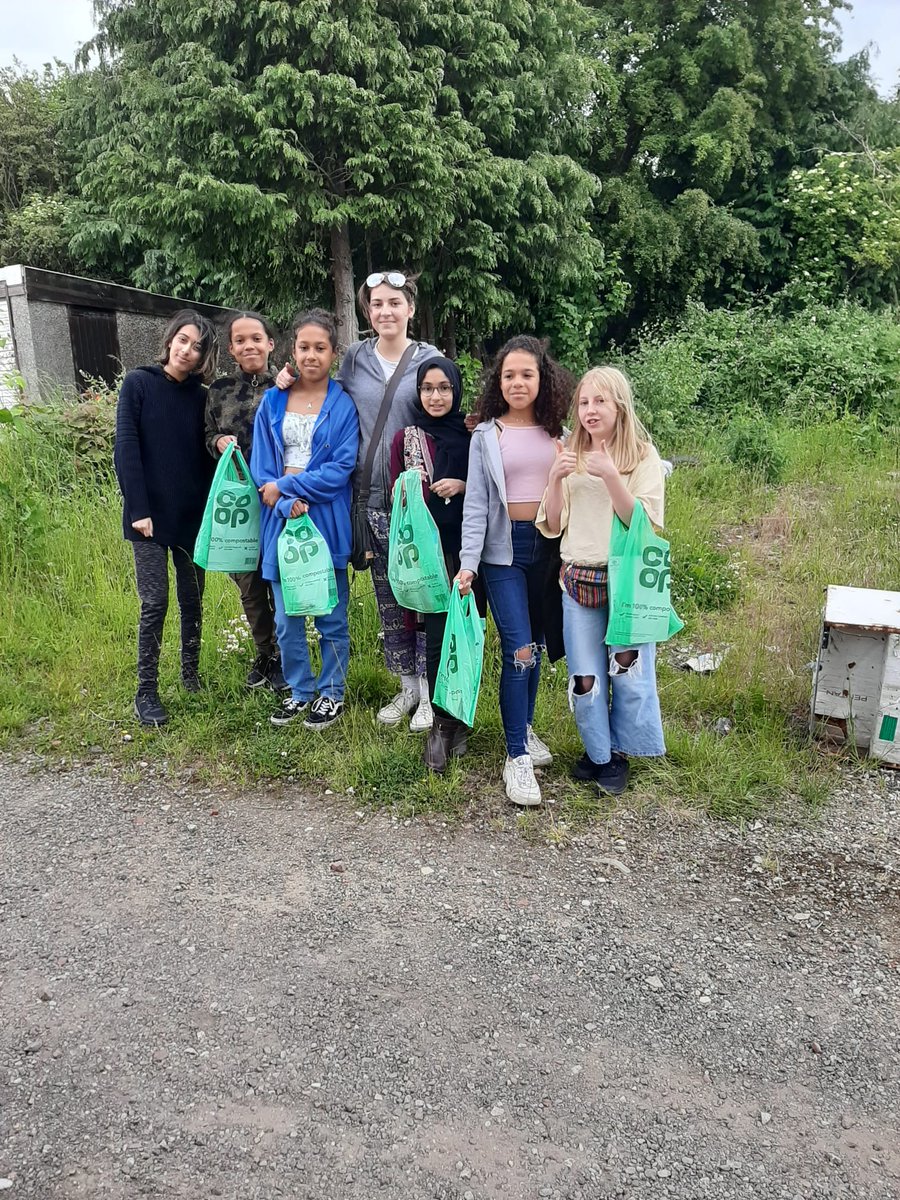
[0,294,19,408]
[27,301,77,399]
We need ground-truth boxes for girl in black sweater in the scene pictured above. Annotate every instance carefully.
[114,309,218,727]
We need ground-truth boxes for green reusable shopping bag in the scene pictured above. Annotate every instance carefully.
[277,514,338,616]
[605,503,684,646]
[193,443,261,572]
[387,469,451,613]
[434,583,486,728]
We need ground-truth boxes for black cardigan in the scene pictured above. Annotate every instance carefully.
[114,366,215,549]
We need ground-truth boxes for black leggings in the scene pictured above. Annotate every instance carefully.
[132,542,205,690]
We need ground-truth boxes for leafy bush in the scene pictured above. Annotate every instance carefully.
[623,300,900,437]
[726,415,786,483]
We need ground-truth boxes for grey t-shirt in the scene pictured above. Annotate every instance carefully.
[337,339,439,512]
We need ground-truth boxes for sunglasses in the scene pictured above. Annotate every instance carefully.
[365,271,407,289]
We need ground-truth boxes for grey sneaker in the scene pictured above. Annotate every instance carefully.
[134,690,168,727]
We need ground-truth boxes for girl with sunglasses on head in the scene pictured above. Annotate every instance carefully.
[389,355,479,770]
[204,310,286,693]
[276,271,438,728]
[114,309,218,727]
[455,335,573,807]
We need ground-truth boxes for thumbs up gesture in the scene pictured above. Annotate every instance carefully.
[550,438,577,481]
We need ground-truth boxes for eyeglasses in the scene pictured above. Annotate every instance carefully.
[366,271,407,289]
[420,384,453,397]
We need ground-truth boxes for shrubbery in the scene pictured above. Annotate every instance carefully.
[623,300,900,441]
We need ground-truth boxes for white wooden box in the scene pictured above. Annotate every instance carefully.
[811,586,900,765]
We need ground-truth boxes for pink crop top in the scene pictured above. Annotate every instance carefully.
[498,424,557,503]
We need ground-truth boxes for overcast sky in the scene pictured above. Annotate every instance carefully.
[0,0,897,95]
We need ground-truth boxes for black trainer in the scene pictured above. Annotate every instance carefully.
[303,696,344,729]
[595,755,630,795]
[270,696,309,726]
[266,655,288,692]
[571,751,603,782]
[181,670,202,693]
[134,690,168,727]
[246,653,270,689]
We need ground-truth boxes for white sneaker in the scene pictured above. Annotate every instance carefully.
[410,694,434,732]
[377,689,419,725]
[526,725,553,767]
[503,754,542,807]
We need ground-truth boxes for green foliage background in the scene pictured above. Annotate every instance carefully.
[2,1,898,351]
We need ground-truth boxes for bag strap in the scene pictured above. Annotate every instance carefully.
[416,428,435,482]
[356,342,419,503]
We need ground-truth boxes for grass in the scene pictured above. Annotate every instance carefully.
[1,405,898,829]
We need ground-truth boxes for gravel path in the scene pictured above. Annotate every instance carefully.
[1,755,898,1200]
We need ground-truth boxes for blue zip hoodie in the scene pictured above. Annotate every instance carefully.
[251,379,360,580]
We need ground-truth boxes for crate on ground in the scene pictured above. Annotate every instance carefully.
[811,586,900,765]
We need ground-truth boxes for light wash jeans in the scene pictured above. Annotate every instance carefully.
[272,569,350,702]
[562,591,665,764]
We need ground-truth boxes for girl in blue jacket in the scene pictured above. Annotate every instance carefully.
[251,310,360,729]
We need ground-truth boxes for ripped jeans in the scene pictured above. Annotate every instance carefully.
[562,591,665,764]
[481,522,554,759]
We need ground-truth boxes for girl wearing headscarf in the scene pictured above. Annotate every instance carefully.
[389,355,474,771]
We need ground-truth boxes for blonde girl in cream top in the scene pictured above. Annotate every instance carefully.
[536,366,668,797]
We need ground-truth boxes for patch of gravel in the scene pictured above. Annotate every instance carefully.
[1,753,898,1199]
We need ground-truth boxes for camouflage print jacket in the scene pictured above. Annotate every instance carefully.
[204,370,275,461]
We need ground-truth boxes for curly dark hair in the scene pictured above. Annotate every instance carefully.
[475,335,573,437]
[291,308,339,350]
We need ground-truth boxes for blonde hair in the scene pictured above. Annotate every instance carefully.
[568,366,652,475]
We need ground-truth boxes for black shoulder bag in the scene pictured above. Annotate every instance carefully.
[349,342,418,571]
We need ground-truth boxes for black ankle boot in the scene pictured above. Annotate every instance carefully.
[424,720,454,773]
[448,719,468,759]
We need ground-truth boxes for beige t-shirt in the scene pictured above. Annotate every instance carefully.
[536,445,665,567]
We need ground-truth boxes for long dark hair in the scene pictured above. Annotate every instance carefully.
[475,335,572,437]
[158,309,218,383]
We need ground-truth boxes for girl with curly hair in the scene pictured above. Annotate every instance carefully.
[455,336,573,807]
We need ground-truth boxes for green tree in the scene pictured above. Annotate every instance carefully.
[784,150,900,306]
[581,0,853,336]
[72,0,608,349]
[0,63,81,271]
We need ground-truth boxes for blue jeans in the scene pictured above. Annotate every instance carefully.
[272,569,350,702]
[562,591,665,764]
[481,522,554,758]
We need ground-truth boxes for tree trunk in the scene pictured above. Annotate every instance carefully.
[440,311,457,360]
[331,220,358,350]
[418,291,435,347]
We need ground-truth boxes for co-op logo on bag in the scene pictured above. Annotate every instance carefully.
[282,523,319,565]
[447,632,458,674]
[397,522,419,568]
[214,490,252,527]
[639,545,671,593]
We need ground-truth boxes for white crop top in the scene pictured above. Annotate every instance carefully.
[282,411,317,470]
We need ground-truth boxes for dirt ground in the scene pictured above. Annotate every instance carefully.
[1,755,898,1200]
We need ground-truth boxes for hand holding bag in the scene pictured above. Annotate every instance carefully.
[434,582,486,727]
[277,513,338,616]
[605,503,684,646]
[387,469,452,613]
[193,443,261,572]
